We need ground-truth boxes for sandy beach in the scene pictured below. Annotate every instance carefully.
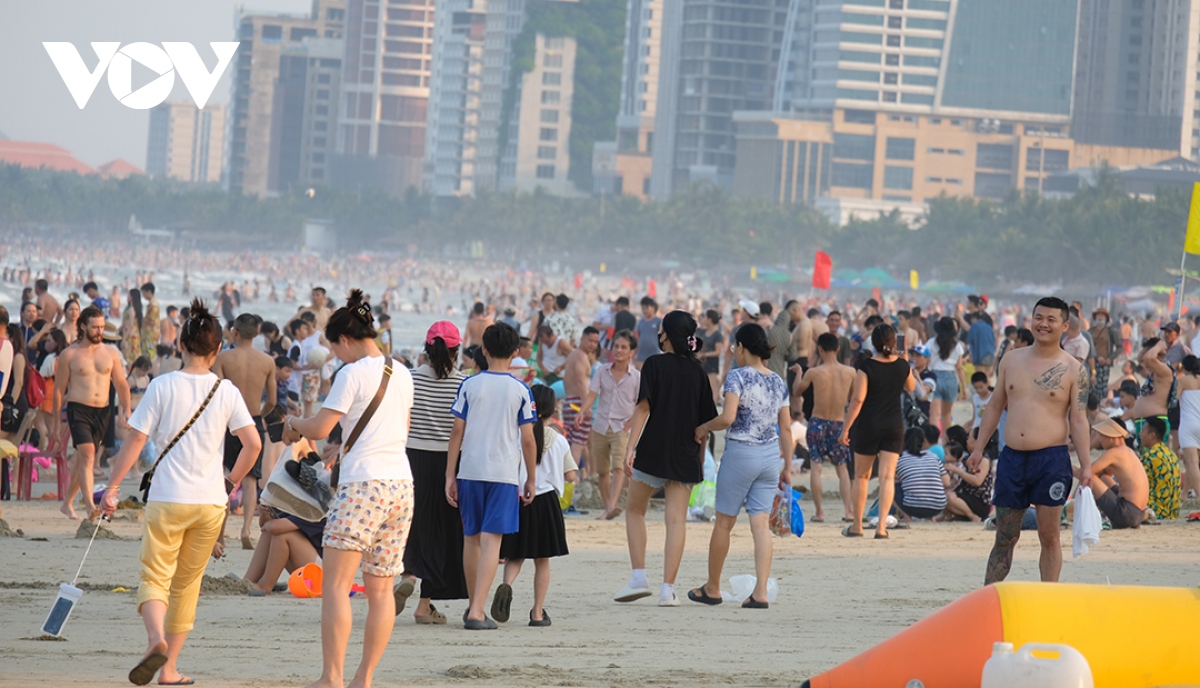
[0,492,1196,688]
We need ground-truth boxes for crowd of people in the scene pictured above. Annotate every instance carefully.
[0,253,1195,686]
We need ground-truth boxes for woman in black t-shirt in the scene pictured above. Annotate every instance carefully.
[615,311,717,607]
[839,324,916,539]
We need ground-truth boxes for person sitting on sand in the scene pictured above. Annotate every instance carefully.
[1080,419,1149,529]
[894,427,948,521]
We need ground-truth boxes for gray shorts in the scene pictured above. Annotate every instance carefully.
[715,439,781,517]
[1095,485,1143,529]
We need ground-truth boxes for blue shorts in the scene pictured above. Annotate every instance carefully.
[458,479,520,536]
[631,468,669,489]
[932,370,958,403]
[715,439,780,516]
[992,445,1072,510]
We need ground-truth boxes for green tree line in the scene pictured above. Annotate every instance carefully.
[0,163,1187,288]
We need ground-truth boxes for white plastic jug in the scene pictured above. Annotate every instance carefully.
[981,642,1094,688]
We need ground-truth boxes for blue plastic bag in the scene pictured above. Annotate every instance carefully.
[790,488,804,538]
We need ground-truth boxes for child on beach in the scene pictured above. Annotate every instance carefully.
[446,323,538,630]
[493,385,575,626]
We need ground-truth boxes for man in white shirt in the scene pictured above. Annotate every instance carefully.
[579,331,641,519]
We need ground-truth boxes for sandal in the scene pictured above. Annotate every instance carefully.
[528,609,552,627]
[129,646,168,686]
[392,578,415,616]
[686,587,723,606]
[841,525,863,537]
[741,597,769,609]
[874,532,890,539]
[415,604,447,625]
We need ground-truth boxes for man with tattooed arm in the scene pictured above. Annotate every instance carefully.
[969,297,1093,585]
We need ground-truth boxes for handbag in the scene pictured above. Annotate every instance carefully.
[328,362,393,487]
[139,379,222,503]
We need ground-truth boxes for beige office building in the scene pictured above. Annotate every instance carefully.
[146,102,225,183]
[503,34,577,194]
[333,0,435,195]
[226,0,346,196]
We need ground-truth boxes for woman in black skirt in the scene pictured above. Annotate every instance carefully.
[398,322,469,623]
[839,324,917,539]
[493,385,573,627]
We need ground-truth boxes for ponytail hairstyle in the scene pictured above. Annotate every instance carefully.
[128,288,144,330]
[903,426,926,456]
[324,289,378,343]
[661,310,701,364]
[733,322,773,361]
[179,298,222,357]
[871,323,897,357]
[531,384,557,464]
[1183,354,1200,377]
[934,316,957,361]
[426,338,459,380]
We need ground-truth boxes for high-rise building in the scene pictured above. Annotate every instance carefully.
[146,102,225,183]
[732,0,1175,219]
[499,34,578,194]
[332,0,436,196]
[473,0,529,193]
[649,0,791,197]
[424,0,488,197]
[1073,0,1200,155]
[594,0,663,198]
[269,38,344,192]
[226,0,345,197]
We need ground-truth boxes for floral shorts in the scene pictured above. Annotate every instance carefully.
[301,370,320,404]
[323,479,414,577]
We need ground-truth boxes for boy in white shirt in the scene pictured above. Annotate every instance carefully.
[446,323,538,630]
[969,371,992,431]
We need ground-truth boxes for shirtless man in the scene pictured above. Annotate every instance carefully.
[35,278,62,327]
[213,313,277,548]
[1080,419,1149,529]
[464,301,493,349]
[790,301,813,369]
[561,326,600,470]
[792,333,856,522]
[969,296,1092,585]
[1122,338,1173,447]
[301,287,333,332]
[55,306,132,520]
[160,305,178,348]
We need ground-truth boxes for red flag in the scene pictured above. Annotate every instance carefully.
[872,287,882,306]
[574,272,582,290]
[812,251,832,290]
[648,279,657,298]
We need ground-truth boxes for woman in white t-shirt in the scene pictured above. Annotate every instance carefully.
[925,316,966,431]
[102,300,260,686]
[282,290,415,688]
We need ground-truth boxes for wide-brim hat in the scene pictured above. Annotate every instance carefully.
[101,322,121,342]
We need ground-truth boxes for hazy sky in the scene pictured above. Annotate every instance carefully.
[0,0,312,169]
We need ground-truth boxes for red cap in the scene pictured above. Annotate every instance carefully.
[426,321,462,347]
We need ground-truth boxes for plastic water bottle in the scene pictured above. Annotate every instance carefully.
[41,583,83,637]
[981,642,1094,688]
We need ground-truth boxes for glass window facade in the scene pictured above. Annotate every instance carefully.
[883,166,913,190]
[941,0,1076,115]
[837,88,879,100]
[840,50,881,64]
[832,162,874,189]
[839,69,881,82]
[835,133,876,160]
[885,137,915,160]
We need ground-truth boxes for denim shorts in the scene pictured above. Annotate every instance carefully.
[932,370,959,403]
[631,468,669,489]
[714,439,781,516]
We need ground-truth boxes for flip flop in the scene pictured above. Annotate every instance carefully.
[741,597,769,609]
[841,525,863,537]
[392,578,415,616]
[811,516,825,523]
[129,650,168,686]
[240,536,254,550]
[874,532,890,540]
[841,517,855,523]
[157,679,194,686]
[528,609,552,627]
[491,583,513,623]
[687,588,723,606]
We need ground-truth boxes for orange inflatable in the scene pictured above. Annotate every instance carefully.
[288,563,323,598]
[802,582,1200,688]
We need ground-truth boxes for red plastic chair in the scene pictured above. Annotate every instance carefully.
[16,425,70,501]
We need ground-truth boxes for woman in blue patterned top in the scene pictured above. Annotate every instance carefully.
[688,323,792,609]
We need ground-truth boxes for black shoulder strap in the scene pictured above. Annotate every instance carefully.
[331,362,393,484]
[145,378,222,479]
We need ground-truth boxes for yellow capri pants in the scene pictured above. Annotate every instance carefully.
[136,502,226,634]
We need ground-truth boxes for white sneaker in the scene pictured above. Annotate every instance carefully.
[658,593,680,607]
[614,583,652,603]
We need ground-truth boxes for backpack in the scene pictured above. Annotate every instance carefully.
[25,362,46,408]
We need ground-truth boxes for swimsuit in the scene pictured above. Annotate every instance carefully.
[992,445,1072,510]
[806,418,849,466]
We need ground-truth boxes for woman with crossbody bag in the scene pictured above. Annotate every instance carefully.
[282,290,415,688]
[101,300,261,686]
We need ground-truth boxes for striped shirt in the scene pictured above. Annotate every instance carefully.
[408,364,466,452]
[895,451,948,512]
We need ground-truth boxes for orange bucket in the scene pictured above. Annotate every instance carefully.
[287,563,323,598]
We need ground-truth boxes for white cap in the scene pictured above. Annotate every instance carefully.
[738,299,760,317]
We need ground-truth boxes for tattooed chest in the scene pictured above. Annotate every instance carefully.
[1034,363,1069,391]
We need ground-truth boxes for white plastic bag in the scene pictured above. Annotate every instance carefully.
[722,574,779,603]
[260,446,331,523]
[1072,486,1101,558]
